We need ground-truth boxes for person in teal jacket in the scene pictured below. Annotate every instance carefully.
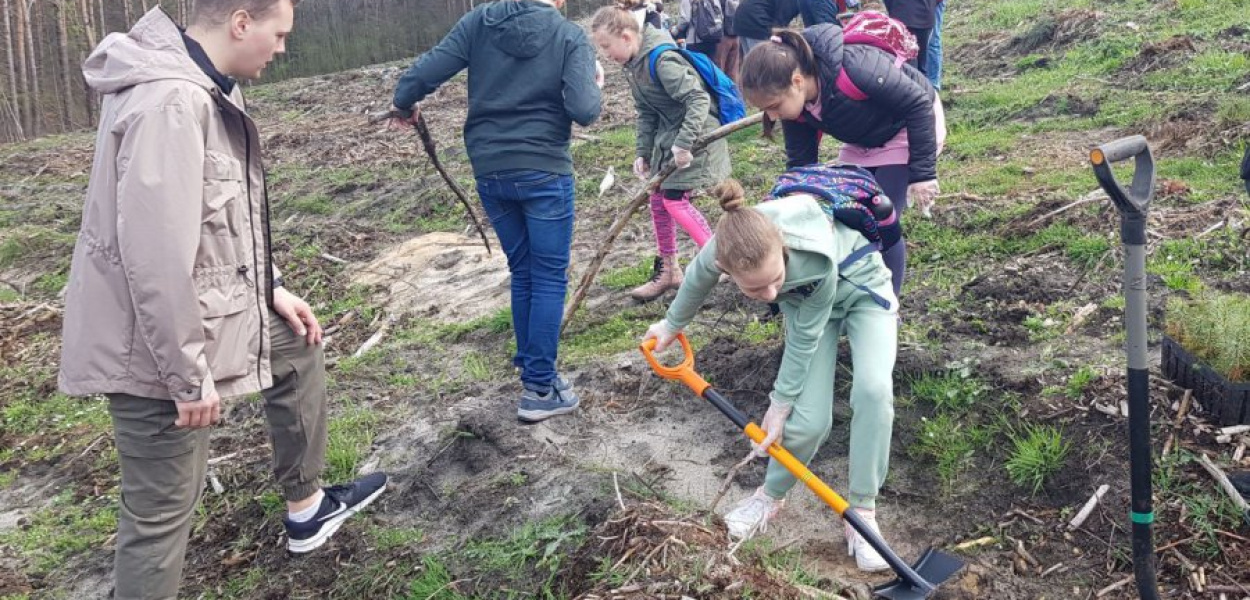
[643,179,898,573]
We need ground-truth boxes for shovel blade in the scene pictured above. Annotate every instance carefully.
[871,547,965,600]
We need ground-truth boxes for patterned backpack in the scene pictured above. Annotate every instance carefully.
[767,164,898,309]
[836,10,919,101]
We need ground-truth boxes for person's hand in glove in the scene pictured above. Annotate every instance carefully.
[750,397,793,458]
[633,156,651,180]
[671,146,694,169]
[641,320,681,352]
[908,179,940,218]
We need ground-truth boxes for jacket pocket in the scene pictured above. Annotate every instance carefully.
[202,151,246,238]
[200,284,252,382]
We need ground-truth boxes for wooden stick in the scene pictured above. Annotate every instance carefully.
[1068,484,1110,531]
[560,113,764,334]
[1163,389,1193,456]
[613,472,626,511]
[1196,453,1250,514]
[1025,190,1107,229]
[710,453,756,513]
[370,109,492,256]
[1096,576,1133,597]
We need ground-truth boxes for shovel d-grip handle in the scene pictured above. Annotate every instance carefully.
[1090,135,1155,221]
[640,334,709,396]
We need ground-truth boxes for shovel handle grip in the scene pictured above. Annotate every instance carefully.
[1091,135,1148,165]
[640,334,710,396]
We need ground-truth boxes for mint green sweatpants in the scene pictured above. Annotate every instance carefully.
[761,298,897,509]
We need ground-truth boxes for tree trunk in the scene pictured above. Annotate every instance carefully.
[95,0,104,39]
[13,0,30,134]
[2,0,23,139]
[123,0,133,30]
[24,0,41,136]
[56,0,72,128]
[78,0,97,126]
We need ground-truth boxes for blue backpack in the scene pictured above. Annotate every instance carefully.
[646,44,746,125]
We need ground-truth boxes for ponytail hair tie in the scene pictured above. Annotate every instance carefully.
[770,35,783,44]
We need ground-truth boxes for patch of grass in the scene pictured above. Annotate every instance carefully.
[601,256,657,290]
[286,192,335,215]
[907,371,988,413]
[460,514,586,596]
[405,556,470,600]
[325,399,381,483]
[1,389,109,436]
[1144,50,1250,92]
[0,226,76,270]
[1166,290,1250,381]
[746,539,825,589]
[907,219,1000,265]
[435,307,514,342]
[462,351,493,381]
[740,317,782,345]
[1065,365,1098,399]
[370,525,426,552]
[200,567,267,599]
[0,491,116,577]
[911,413,997,491]
[563,307,660,362]
[1005,425,1071,494]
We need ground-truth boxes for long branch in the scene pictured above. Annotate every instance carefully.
[560,113,763,335]
[369,110,492,256]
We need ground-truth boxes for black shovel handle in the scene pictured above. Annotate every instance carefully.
[1090,135,1155,217]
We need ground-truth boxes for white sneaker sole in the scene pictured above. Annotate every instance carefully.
[287,482,388,554]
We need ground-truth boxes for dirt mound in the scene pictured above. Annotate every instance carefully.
[1120,35,1197,74]
[351,231,510,320]
[563,502,844,600]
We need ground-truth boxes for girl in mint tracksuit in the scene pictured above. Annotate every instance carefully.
[643,179,898,573]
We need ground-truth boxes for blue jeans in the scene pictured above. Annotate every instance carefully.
[475,169,575,390]
[926,1,945,90]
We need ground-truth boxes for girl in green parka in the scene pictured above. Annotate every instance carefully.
[591,2,733,302]
[643,179,899,573]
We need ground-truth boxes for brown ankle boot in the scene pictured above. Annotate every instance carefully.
[630,255,681,301]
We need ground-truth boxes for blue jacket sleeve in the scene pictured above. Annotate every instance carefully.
[393,13,473,110]
[800,0,841,26]
[562,28,603,126]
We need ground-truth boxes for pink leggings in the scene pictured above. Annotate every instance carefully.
[650,189,713,256]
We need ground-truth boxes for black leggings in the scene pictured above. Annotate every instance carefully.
[908,27,932,76]
[870,164,910,299]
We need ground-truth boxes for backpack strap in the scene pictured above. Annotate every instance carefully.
[836,243,892,310]
[647,44,679,83]
[836,67,868,101]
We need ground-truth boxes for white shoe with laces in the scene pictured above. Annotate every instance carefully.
[723,488,784,540]
[845,508,890,572]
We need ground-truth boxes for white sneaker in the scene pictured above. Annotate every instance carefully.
[845,508,890,572]
[724,488,784,540]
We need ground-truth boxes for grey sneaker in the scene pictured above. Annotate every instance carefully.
[517,379,579,423]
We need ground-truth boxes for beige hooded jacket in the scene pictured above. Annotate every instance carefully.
[59,8,276,402]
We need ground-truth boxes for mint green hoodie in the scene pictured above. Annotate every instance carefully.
[663,194,897,406]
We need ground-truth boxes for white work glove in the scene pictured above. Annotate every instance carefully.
[642,320,681,352]
[671,146,694,169]
[594,60,605,89]
[750,398,793,458]
[908,179,940,219]
[633,156,651,180]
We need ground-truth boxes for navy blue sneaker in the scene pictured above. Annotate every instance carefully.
[517,377,579,423]
[284,472,389,553]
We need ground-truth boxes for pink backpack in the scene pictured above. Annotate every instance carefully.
[835,11,919,101]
